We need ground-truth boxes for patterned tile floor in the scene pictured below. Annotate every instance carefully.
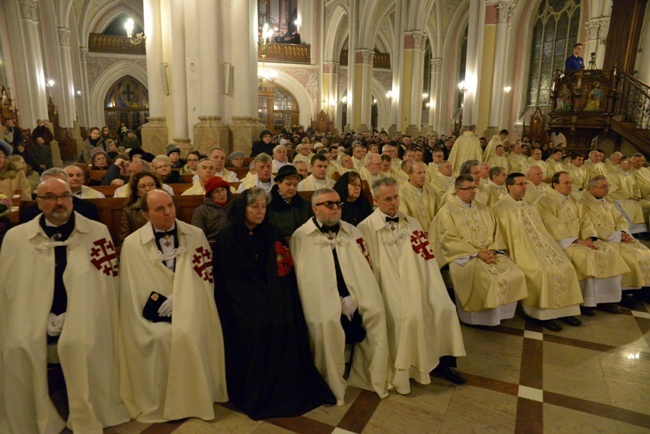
[96,295,650,434]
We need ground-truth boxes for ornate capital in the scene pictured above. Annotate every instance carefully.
[361,49,375,65]
[19,0,38,21]
[412,31,426,50]
[57,28,71,47]
[79,47,88,62]
[585,19,608,43]
[496,1,516,24]
[431,57,442,73]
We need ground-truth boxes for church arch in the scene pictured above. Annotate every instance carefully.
[103,75,149,134]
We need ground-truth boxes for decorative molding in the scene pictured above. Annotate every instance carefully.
[86,56,147,91]
[412,32,426,50]
[57,28,71,47]
[79,47,88,62]
[19,0,38,21]
[496,1,516,24]
[361,49,375,65]
[431,57,443,73]
[585,19,609,43]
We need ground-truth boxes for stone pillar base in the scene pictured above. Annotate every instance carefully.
[343,124,351,133]
[141,116,168,156]
[69,121,83,158]
[172,137,192,157]
[483,127,499,139]
[388,124,397,136]
[228,116,257,155]
[358,124,369,133]
[421,125,434,136]
[50,140,63,166]
[406,125,420,137]
[193,116,229,155]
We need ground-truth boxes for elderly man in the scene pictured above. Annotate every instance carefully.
[604,152,623,174]
[153,154,182,184]
[524,165,548,205]
[536,172,630,317]
[630,153,650,199]
[351,142,366,171]
[487,144,509,173]
[581,176,650,307]
[583,149,608,181]
[239,152,274,192]
[546,149,566,178]
[399,161,438,230]
[292,143,313,165]
[206,147,238,182]
[493,173,583,331]
[359,178,465,389]
[566,152,588,197]
[426,148,445,178]
[298,154,335,191]
[430,174,527,326]
[101,156,145,186]
[526,148,550,181]
[119,189,228,422]
[182,158,217,195]
[608,156,650,233]
[430,160,455,201]
[272,144,290,174]
[0,178,129,432]
[507,142,527,174]
[448,125,482,175]
[359,153,383,188]
[485,166,507,207]
[65,164,105,199]
[440,160,488,206]
[291,188,389,405]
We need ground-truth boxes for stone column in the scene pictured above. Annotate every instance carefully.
[322,62,339,127]
[345,0,359,132]
[170,0,189,147]
[193,0,228,153]
[142,0,168,153]
[584,18,609,69]
[636,7,650,84]
[357,49,374,132]
[19,0,48,125]
[228,0,258,154]
[427,57,442,135]
[489,1,515,132]
[56,27,75,129]
[462,0,482,126]
[406,31,425,137]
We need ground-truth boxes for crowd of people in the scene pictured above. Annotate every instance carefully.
[0,121,649,432]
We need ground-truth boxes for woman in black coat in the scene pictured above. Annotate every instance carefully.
[268,165,312,237]
[333,171,373,226]
[213,188,335,420]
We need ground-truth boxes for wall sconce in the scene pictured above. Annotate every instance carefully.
[124,18,146,45]
[425,102,432,108]
[422,93,429,100]
[45,79,55,89]
[75,90,82,98]
[341,95,348,104]
[458,81,468,94]
[372,97,377,105]
[503,86,511,94]
[386,90,393,100]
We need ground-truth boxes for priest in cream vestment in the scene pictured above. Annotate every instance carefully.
[359,178,466,390]
[291,189,389,405]
[399,162,439,231]
[580,176,650,290]
[430,175,527,326]
[493,174,584,328]
[119,190,228,422]
[0,178,129,434]
[536,172,630,310]
[448,126,483,175]
[607,158,650,230]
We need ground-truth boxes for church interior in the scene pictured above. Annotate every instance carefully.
[1,0,650,433]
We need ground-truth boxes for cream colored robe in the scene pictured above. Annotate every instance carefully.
[487,155,509,173]
[399,182,438,231]
[523,181,549,205]
[180,180,205,196]
[78,184,105,199]
[297,174,335,191]
[583,160,608,182]
[358,210,465,394]
[580,192,650,288]
[536,189,630,281]
[507,153,527,173]
[429,171,454,200]
[631,166,650,199]
[546,159,566,178]
[352,156,364,172]
[448,131,483,175]
[119,220,228,422]
[484,182,507,207]
[566,163,589,195]
[524,158,550,180]
[290,219,389,405]
[608,167,649,223]
[429,195,527,312]
[493,195,583,311]
[482,135,503,161]
[359,166,382,193]
[0,213,129,434]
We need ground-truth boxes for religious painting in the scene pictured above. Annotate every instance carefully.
[103,75,149,133]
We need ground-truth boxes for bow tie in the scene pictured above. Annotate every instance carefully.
[155,229,176,240]
[385,216,399,223]
[320,224,340,234]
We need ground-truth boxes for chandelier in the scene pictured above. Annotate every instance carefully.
[124,18,146,46]
[258,23,276,89]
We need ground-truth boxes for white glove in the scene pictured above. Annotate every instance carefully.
[158,294,174,317]
[46,312,66,337]
[340,296,358,321]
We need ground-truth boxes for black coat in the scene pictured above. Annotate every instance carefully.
[268,185,312,237]
[213,221,335,419]
[20,197,100,224]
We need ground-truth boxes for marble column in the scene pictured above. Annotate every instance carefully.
[228,0,258,154]
[462,0,483,126]
[18,0,48,126]
[322,62,339,127]
[170,0,189,147]
[56,27,75,129]
[427,57,442,135]
[407,31,425,137]
[357,49,374,132]
[489,1,515,131]
[345,0,359,132]
[636,7,650,84]
[584,18,608,69]
[142,0,168,153]
[193,0,228,154]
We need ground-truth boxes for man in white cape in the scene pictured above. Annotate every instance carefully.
[0,178,129,433]
[359,178,466,391]
[430,175,528,326]
[291,188,389,405]
[119,189,228,422]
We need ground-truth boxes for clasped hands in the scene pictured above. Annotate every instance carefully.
[477,250,497,264]
[575,239,598,250]
[46,312,66,337]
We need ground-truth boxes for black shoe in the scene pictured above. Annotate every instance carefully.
[618,296,638,310]
[580,306,596,316]
[598,304,624,314]
[542,319,563,332]
[433,365,467,385]
[560,316,582,327]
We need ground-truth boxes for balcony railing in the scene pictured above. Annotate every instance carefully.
[258,43,311,64]
[339,50,391,69]
[88,33,146,55]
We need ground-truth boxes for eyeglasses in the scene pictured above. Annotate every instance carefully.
[138,182,156,189]
[37,192,72,202]
[457,186,477,191]
[315,201,344,209]
[155,164,171,168]
[187,158,199,162]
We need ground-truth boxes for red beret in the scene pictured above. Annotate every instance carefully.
[204,176,230,197]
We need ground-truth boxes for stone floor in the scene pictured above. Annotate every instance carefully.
[97,294,650,434]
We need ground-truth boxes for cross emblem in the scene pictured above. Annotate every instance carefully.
[90,238,119,276]
[410,230,435,261]
[192,246,213,283]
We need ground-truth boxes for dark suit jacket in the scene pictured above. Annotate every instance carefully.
[20,196,100,224]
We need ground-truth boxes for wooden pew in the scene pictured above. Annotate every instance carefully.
[89,170,107,183]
